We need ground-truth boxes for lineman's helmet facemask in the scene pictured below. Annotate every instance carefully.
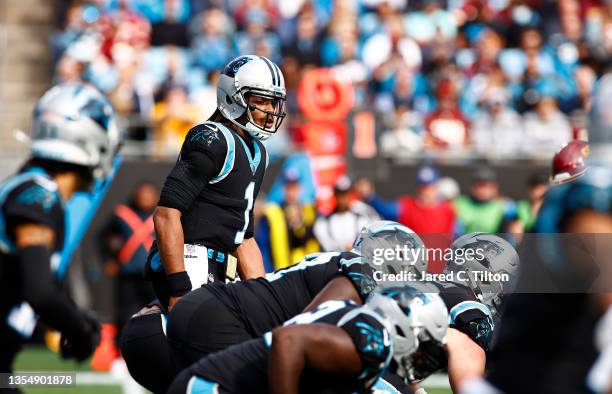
[352,220,428,280]
[217,55,286,141]
[445,233,519,317]
[365,284,448,382]
[31,82,121,187]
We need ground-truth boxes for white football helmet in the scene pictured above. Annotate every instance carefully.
[352,220,428,278]
[446,233,519,317]
[217,55,286,141]
[31,82,121,183]
[365,284,448,382]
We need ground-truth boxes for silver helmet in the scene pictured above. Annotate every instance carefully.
[352,220,427,279]
[217,55,286,141]
[365,284,448,382]
[31,82,121,183]
[446,233,519,317]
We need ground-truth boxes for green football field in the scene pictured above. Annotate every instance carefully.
[13,346,452,394]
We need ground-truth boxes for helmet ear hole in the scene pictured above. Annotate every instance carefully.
[225,95,232,105]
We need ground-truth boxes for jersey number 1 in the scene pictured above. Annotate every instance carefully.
[234,181,255,244]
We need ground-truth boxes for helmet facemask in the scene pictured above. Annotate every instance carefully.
[242,89,286,132]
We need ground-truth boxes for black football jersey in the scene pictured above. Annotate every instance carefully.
[0,168,65,337]
[188,300,392,394]
[206,251,378,336]
[158,121,267,253]
[431,282,494,351]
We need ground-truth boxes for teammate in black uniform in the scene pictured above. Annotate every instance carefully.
[150,55,286,311]
[121,221,420,393]
[166,251,377,368]
[167,285,449,394]
[355,225,504,392]
[0,83,121,376]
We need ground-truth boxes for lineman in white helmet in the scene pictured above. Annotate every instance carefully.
[166,283,448,394]
[0,82,121,373]
[150,55,287,313]
[355,222,498,392]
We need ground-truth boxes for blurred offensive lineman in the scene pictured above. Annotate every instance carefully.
[359,226,504,392]
[0,83,121,376]
[150,55,286,311]
[121,221,419,392]
[166,285,449,394]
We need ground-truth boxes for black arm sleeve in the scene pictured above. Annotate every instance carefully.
[158,150,218,213]
[18,246,88,337]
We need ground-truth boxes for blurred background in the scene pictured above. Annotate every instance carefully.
[0,0,610,392]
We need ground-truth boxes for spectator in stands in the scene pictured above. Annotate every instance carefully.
[471,88,523,158]
[454,167,514,234]
[282,8,323,66]
[190,7,235,73]
[151,84,202,155]
[233,0,280,31]
[512,173,549,233]
[51,1,100,63]
[54,54,85,83]
[380,105,424,158]
[562,64,597,114]
[358,166,456,272]
[257,169,319,272]
[93,181,158,371]
[314,176,371,252]
[424,79,470,150]
[522,93,573,158]
[358,166,457,238]
[150,0,189,46]
[404,0,457,45]
[235,8,282,64]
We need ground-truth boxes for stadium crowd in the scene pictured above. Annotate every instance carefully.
[51,0,610,158]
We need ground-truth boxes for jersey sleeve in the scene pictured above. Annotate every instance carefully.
[338,253,378,303]
[158,123,227,213]
[443,289,494,351]
[3,181,63,238]
[338,309,392,384]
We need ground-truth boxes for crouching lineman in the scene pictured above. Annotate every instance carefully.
[167,284,449,394]
[121,220,422,392]
[0,83,121,374]
[359,230,518,392]
[150,54,287,312]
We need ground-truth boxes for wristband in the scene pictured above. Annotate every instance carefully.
[166,271,192,297]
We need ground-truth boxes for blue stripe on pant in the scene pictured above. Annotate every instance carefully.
[187,376,219,394]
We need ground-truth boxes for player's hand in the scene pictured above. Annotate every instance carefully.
[168,296,182,312]
[60,313,101,362]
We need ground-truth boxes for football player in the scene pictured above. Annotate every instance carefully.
[150,55,286,312]
[363,231,515,392]
[467,71,612,394]
[121,221,420,393]
[166,284,449,394]
[0,83,121,374]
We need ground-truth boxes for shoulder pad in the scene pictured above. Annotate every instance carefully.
[184,122,236,184]
[14,182,60,213]
[339,255,377,302]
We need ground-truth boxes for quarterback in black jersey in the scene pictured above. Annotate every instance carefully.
[0,83,121,375]
[167,285,449,394]
[150,55,286,312]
